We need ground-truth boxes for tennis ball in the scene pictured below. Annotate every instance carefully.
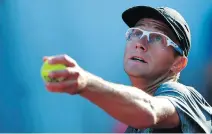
[41,60,66,82]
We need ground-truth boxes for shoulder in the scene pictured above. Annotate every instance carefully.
[154,81,191,97]
[155,81,207,103]
[154,81,212,133]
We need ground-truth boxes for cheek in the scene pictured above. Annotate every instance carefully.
[124,43,132,61]
[150,48,174,70]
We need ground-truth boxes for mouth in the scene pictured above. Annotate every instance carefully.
[130,56,147,63]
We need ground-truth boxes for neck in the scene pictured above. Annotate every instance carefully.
[129,72,176,95]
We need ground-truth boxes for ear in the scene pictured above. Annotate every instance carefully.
[170,56,188,73]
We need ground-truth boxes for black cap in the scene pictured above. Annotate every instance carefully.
[122,6,191,57]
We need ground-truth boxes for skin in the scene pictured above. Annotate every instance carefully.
[43,18,188,129]
[124,18,187,90]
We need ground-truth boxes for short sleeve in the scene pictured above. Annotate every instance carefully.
[154,82,211,133]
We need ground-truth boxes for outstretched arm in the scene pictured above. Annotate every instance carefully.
[44,54,179,129]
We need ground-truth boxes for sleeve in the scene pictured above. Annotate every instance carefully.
[154,82,209,133]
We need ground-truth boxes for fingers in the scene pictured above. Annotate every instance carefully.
[43,54,76,67]
[43,54,83,94]
[45,80,78,94]
[43,56,48,62]
[49,67,79,80]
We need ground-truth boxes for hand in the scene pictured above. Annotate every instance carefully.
[43,54,89,95]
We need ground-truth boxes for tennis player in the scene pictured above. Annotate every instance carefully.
[43,6,212,133]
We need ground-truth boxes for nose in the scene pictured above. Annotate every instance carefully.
[135,36,148,52]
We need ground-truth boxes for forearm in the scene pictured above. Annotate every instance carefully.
[80,72,157,128]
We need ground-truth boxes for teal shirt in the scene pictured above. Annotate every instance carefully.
[125,81,212,133]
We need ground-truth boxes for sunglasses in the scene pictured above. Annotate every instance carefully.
[125,27,184,56]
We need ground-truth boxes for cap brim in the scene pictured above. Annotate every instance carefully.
[122,6,171,28]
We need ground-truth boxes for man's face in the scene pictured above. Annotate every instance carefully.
[124,18,180,79]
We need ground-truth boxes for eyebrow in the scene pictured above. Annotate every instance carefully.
[154,25,169,35]
[135,22,169,35]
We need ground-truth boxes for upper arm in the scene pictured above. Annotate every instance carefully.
[150,96,180,128]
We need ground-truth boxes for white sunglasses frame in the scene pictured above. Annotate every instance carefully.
[126,27,184,56]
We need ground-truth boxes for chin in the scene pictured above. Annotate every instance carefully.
[124,67,149,77]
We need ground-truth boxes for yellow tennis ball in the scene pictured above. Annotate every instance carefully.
[41,61,66,82]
